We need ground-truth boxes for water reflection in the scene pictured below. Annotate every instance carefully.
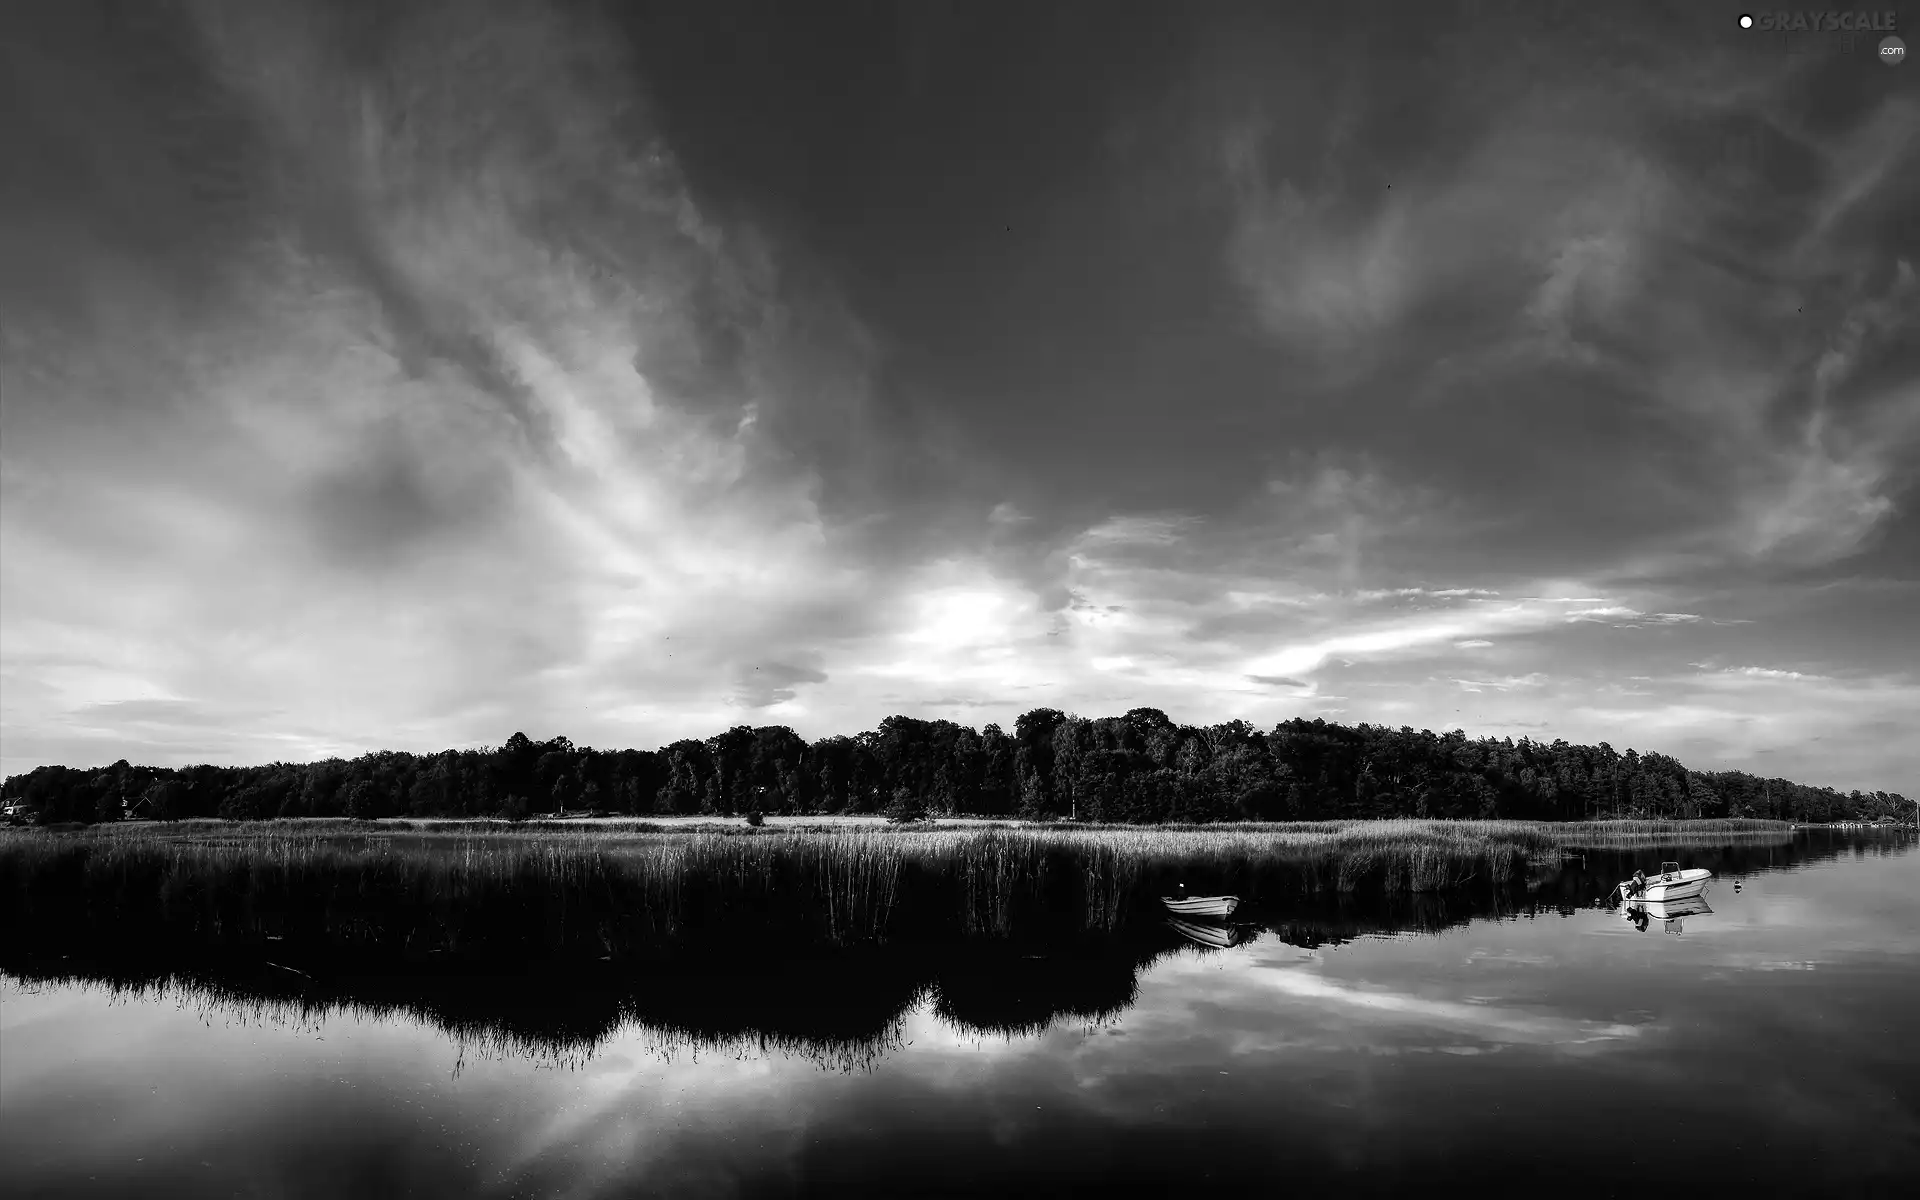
[3,831,1915,1196]
[3,830,1905,1074]
[1624,894,1713,934]
[1165,917,1255,950]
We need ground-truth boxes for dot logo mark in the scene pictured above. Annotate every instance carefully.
[1884,34,1908,63]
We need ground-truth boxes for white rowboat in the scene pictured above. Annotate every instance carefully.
[1615,862,1713,903]
[1161,895,1240,918]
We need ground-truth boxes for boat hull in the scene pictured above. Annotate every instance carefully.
[1617,868,1713,902]
[1639,879,1708,901]
[1161,895,1240,918]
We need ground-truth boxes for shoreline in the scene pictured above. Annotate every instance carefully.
[5,813,1804,836]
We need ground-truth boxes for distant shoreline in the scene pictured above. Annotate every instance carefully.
[6,813,1815,836]
[6,716,1908,830]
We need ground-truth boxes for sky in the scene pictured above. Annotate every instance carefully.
[2,0,1916,792]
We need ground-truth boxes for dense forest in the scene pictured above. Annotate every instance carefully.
[2,709,1910,827]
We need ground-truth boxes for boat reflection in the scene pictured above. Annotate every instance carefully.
[1165,917,1254,950]
[1624,894,1713,934]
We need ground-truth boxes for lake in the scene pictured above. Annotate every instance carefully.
[2,829,1915,1196]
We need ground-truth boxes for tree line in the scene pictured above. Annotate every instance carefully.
[2,709,1910,826]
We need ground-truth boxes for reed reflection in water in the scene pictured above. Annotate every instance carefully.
[2,825,1901,1075]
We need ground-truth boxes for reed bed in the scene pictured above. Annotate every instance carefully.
[0,817,1799,959]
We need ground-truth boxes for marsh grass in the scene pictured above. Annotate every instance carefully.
[0,817,1798,960]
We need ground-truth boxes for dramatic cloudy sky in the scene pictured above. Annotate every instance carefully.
[3,0,1916,789]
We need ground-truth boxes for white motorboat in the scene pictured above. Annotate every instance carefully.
[1615,861,1713,903]
[1161,894,1240,918]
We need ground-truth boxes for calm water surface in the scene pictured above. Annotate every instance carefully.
[4,834,1916,1197]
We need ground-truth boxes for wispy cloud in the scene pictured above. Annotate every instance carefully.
[1357,587,1501,601]
[1707,666,1826,683]
[1246,965,1645,1048]
[0,0,935,766]
[1451,674,1549,694]
[1565,606,1641,622]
